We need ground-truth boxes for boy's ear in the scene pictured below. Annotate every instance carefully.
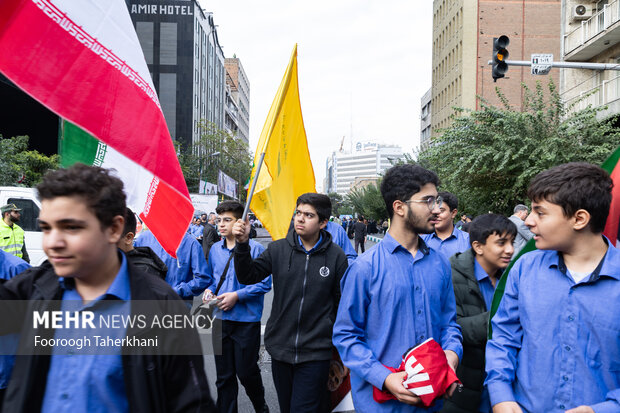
[319,219,328,230]
[471,240,483,256]
[572,209,591,231]
[108,215,125,243]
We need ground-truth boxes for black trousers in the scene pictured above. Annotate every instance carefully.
[212,319,266,413]
[355,238,365,254]
[271,358,330,413]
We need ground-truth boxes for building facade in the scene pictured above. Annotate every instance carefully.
[127,0,226,150]
[420,87,432,150]
[562,0,620,118]
[225,57,251,144]
[324,143,404,196]
[431,0,561,138]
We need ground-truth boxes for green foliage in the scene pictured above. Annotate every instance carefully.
[345,182,387,221]
[419,81,620,216]
[0,135,59,187]
[176,121,253,201]
[327,192,345,216]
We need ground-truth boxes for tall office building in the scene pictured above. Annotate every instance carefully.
[324,143,404,196]
[127,0,226,150]
[431,0,561,138]
[225,57,251,144]
[561,0,620,118]
[420,88,432,150]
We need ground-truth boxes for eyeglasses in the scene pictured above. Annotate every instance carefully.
[404,195,443,211]
[215,217,234,224]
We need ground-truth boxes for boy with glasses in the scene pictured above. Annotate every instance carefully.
[203,201,271,413]
[333,164,462,412]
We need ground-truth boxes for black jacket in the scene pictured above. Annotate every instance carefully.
[126,246,168,279]
[353,221,367,241]
[234,228,348,364]
[441,249,494,413]
[0,260,215,413]
[202,224,220,261]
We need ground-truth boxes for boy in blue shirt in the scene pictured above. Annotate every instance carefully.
[421,192,470,261]
[486,162,620,413]
[333,164,462,413]
[203,201,271,413]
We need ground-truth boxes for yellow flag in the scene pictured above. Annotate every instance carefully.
[249,44,316,240]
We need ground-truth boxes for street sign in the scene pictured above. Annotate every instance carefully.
[531,54,553,75]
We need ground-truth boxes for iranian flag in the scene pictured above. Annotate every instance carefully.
[0,0,193,257]
[602,145,620,246]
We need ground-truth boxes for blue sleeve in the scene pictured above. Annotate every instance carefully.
[329,223,357,265]
[235,243,272,301]
[438,254,463,360]
[203,247,217,292]
[333,261,392,390]
[591,390,620,413]
[174,238,214,299]
[485,264,523,406]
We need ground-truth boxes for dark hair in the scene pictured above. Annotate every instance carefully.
[37,163,126,228]
[439,191,458,211]
[527,162,612,233]
[380,164,440,218]
[296,193,331,222]
[469,214,517,249]
[123,207,137,237]
[216,200,244,220]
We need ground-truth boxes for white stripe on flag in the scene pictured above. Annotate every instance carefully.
[410,385,435,396]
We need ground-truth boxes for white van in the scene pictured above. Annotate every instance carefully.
[0,186,46,265]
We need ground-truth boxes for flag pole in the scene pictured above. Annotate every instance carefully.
[242,44,297,220]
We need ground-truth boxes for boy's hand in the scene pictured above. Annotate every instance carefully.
[443,350,460,398]
[565,407,594,413]
[383,371,423,406]
[232,218,250,243]
[493,401,524,413]
[216,292,238,311]
[202,289,215,303]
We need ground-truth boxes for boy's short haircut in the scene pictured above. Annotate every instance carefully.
[381,164,440,218]
[37,163,126,228]
[527,162,612,233]
[216,200,244,220]
[123,207,137,237]
[439,191,458,211]
[296,193,332,222]
[468,213,517,250]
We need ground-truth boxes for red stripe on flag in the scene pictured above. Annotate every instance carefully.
[604,163,620,245]
[140,179,194,257]
[0,0,187,197]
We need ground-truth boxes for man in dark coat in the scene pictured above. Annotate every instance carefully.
[202,212,220,261]
[441,214,516,413]
[353,216,367,254]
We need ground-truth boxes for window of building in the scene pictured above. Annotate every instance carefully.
[160,22,177,65]
[159,73,177,137]
[135,22,154,65]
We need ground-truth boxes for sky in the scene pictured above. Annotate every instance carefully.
[200,1,433,191]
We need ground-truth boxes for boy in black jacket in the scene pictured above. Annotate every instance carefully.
[0,164,214,412]
[232,193,348,413]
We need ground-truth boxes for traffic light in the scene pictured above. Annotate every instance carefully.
[492,36,509,81]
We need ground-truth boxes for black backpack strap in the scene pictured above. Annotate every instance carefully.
[213,249,235,296]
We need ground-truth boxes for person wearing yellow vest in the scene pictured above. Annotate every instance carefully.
[0,204,29,263]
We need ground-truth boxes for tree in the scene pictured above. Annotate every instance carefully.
[0,135,59,187]
[176,122,253,201]
[419,81,620,216]
[327,192,345,216]
[345,182,387,221]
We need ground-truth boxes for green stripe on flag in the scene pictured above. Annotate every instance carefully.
[60,120,106,167]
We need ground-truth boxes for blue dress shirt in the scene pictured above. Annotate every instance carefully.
[42,252,131,413]
[326,221,357,265]
[205,239,271,322]
[421,227,470,261]
[0,251,30,389]
[485,243,620,412]
[333,232,463,413]
[135,230,212,300]
[473,259,496,312]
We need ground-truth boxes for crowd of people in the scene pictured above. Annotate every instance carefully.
[0,160,618,413]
